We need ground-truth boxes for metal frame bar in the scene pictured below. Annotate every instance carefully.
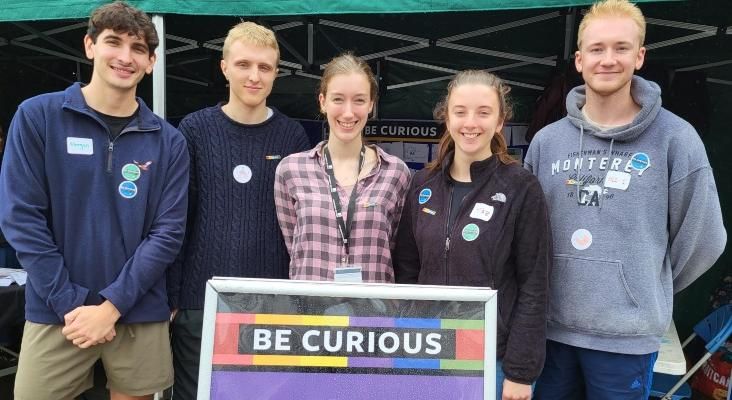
[677,59,732,72]
[707,78,732,86]
[360,43,428,62]
[165,33,199,55]
[13,21,87,42]
[152,15,166,118]
[387,57,555,90]
[13,22,86,58]
[440,11,560,43]
[9,40,90,64]
[319,19,428,43]
[436,41,557,66]
[645,31,716,50]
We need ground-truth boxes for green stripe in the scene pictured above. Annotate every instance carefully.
[441,360,484,371]
[441,319,484,330]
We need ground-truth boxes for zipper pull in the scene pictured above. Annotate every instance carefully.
[445,237,450,253]
[107,142,114,173]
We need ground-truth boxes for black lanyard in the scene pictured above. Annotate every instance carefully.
[323,144,365,257]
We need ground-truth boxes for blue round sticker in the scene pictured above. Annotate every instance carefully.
[630,152,651,171]
[418,188,432,204]
[118,181,138,199]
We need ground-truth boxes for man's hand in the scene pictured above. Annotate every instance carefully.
[502,379,532,400]
[62,300,121,349]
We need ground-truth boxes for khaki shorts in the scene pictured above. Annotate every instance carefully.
[14,320,173,400]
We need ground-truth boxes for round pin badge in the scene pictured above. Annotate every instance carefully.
[630,152,651,174]
[118,181,138,199]
[233,165,252,184]
[462,223,480,242]
[418,188,432,205]
[121,163,141,181]
[571,228,593,250]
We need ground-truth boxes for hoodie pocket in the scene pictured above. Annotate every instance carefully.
[549,254,646,336]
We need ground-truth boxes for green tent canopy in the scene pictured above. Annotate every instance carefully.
[1,0,678,22]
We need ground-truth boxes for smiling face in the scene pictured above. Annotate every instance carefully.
[575,16,646,98]
[319,72,374,146]
[446,83,504,163]
[221,40,278,111]
[84,29,155,93]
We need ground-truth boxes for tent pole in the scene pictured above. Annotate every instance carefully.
[563,8,577,62]
[152,14,166,119]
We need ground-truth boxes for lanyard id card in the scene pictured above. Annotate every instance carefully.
[334,265,363,283]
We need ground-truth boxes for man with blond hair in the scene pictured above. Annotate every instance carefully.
[525,0,726,398]
[167,21,309,399]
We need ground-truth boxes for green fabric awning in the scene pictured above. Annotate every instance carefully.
[1,0,679,22]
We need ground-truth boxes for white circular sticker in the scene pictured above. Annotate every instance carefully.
[571,229,593,250]
[233,165,252,184]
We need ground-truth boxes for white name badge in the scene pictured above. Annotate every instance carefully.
[334,266,363,283]
[604,171,631,190]
[469,203,494,222]
[66,137,93,155]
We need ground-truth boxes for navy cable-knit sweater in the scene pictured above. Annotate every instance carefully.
[167,104,311,310]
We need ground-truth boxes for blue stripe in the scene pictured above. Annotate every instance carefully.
[394,318,440,328]
[394,358,441,369]
[644,351,659,398]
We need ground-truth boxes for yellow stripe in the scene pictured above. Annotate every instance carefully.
[254,314,349,326]
[301,315,349,326]
[253,355,347,367]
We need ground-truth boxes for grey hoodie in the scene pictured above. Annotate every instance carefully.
[525,76,726,354]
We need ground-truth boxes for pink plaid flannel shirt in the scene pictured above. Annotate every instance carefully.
[274,141,411,282]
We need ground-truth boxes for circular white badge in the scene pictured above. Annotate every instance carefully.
[571,229,593,250]
[233,165,252,184]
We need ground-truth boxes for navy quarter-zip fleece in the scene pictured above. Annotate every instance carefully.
[0,83,189,324]
[394,153,552,384]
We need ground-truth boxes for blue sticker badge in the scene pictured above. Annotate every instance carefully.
[418,188,432,204]
[630,152,651,176]
[118,181,138,199]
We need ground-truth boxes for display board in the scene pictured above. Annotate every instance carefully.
[198,278,497,400]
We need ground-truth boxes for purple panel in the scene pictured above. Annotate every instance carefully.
[348,357,393,368]
[210,371,484,400]
[349,316,395,327]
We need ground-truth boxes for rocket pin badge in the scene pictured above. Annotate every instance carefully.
[418,188,432,204]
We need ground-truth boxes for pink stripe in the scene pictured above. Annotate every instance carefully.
[216,313,255,324]
[213,354,253,366]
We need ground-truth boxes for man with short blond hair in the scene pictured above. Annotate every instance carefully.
[167,20,309,399]
[0,2,188,399]
[526,0,726,398]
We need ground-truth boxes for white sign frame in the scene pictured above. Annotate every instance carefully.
[198,277,498,400]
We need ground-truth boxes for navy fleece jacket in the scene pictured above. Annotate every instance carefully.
[0,83,189,324]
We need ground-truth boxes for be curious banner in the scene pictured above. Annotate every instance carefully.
[198,278,497,400]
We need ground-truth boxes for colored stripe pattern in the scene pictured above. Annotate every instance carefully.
[213,313,485,371]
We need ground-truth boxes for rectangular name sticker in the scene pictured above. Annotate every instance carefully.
[67,137,94,155]
[604,171,631,190]
[334,266,363,283]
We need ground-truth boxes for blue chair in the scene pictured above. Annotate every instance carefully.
[650,304,732,400]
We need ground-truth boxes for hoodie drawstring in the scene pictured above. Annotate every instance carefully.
[599,138,615,209]
[576,125,584,202]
